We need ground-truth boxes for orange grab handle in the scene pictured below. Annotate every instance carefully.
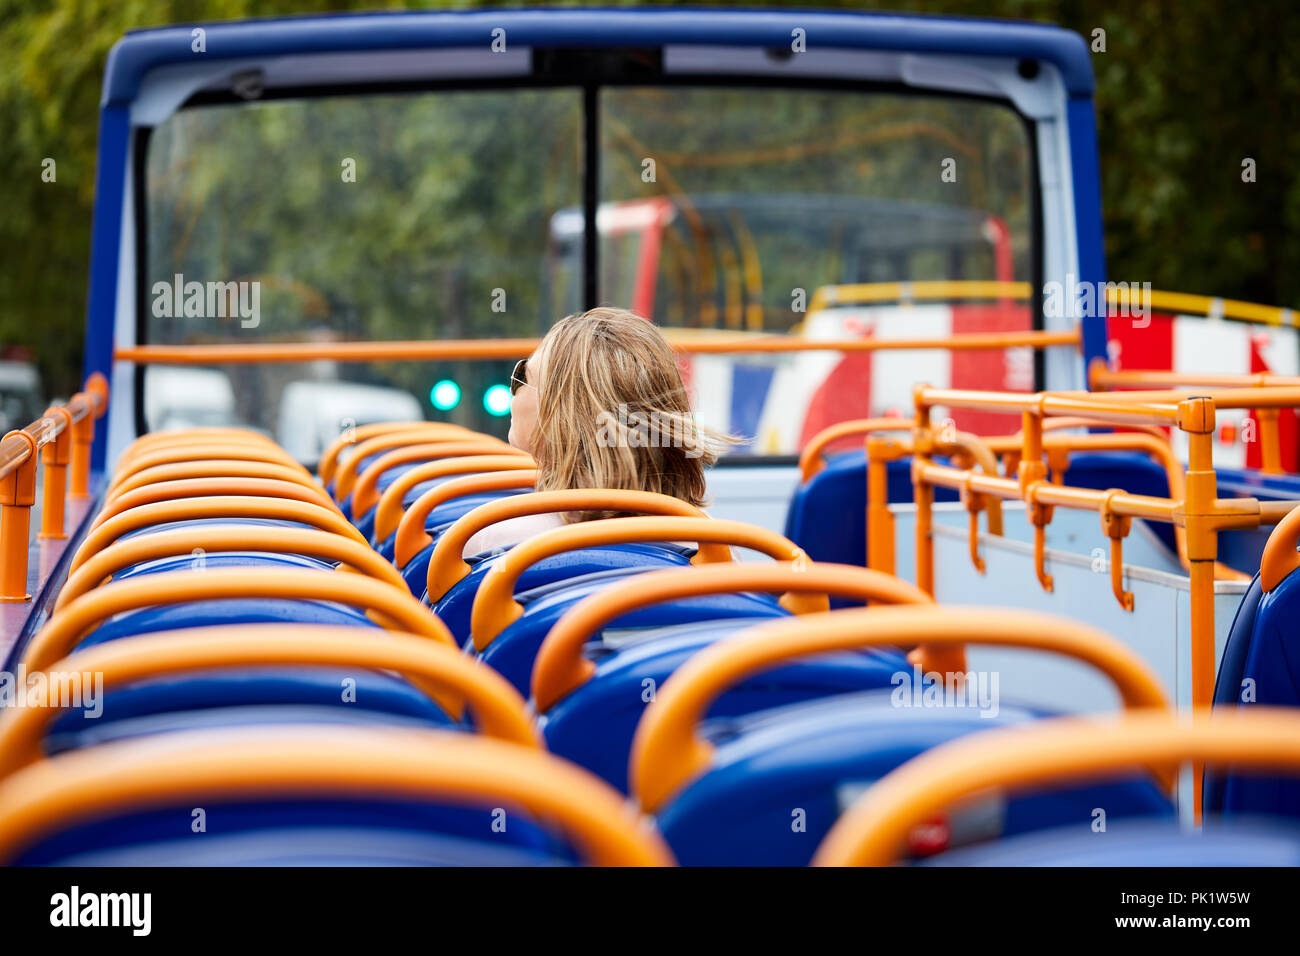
[71,496,367,573]
[93,477,337,529]
[106,460,324,502]
[812,708,1300,866]
[334,429,503,499]
[319,422,474,484]
[1260,503,1300,591]
[426,489,720,603]
[799,418,913,482]
[533,562,932,712]
[471,516,805,652]
[395,470,537,569]
[0,725,674,866]
[0,625,537,779]
[629,605,1170,814]
[119,430,280,467]
[109,444,305,494]
[58,525,408,609]
[23,567,454,671]
[350,441,528,519]
[375,455,535,546]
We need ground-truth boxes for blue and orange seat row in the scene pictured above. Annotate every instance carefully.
[1,412,1299,865]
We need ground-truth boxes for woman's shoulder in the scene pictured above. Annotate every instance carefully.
[462,511,567,558]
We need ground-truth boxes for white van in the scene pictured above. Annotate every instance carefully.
[277,380,424,464]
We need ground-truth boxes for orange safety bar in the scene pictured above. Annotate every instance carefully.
[1089,359,1298,475]
[375,456,535,547]
[532,562,932,713]
[23,567,454,671]
[108,444,306,495]
[117,430,281,468]
[798,418,915,482]
[106,459,325,501]
[0,725,675,866]
[425,489,723,603]
[70,496,368,573]
[812,707,1300,866]
[471,516,808,652]
[0,626,539,778]
[57,525,409,608]
[114,328,1079,366]
[394,470,537,569]
[333,429,506,500]
[1259,503,1300,591]
[629,605,1171,814]
[318,422,477,484]
[93,476,338,528]
[0,374,108,601]
[349,442,529,520]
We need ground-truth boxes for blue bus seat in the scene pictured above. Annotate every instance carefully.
[479,576,788,696]
[655,693,1173,866]
[921,818,1300,866]
[16,796,570,867]
[541,617,905,791]
[429,543,696,641]
[1206,568,1300,818]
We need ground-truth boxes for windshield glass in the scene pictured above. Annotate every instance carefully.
[143,83,1034,460]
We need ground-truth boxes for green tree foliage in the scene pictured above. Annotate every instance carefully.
[2,0,1297,398]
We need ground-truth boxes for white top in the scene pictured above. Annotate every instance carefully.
[462,512,567,558]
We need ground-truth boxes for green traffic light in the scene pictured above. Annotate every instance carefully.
[483,383,512,417]
[430,379,461,411]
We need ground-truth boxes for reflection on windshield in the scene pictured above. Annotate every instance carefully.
[145,85,1033,458]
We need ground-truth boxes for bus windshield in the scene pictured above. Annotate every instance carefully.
[143,84,1034,460]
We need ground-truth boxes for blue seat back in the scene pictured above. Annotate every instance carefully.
[657,695,1173,865]
[541,618,906,791]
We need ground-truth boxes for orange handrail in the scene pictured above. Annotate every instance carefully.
[374,455,535,547]
[318,422,476,484]
[334,429,505,500]
[350,441,528,520]
[23,567,454,671]
[394,470,537,569]
[108,444,305,495]
[70,496,368,572]
[107,459,324,501]
[1260,503,1300,591]
[812,708,1300,866]
[57,525,408,607]
[532,562,932,713]
[0,725,674,866]
[425,490,723,603]
[117,430,280,469]
[629,605,1171,814]
[114,328,1079,366]
[798,418,912,482]
[93,476,338,528]
[0,626,538,778]
[1,374,108,601]
[471,516,806,652]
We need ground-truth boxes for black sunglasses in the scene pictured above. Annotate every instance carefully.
[510,358,529,396]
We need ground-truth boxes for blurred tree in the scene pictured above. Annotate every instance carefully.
[1,0,1297,396]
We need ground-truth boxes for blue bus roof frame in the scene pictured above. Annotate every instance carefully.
[83,7,1107,469]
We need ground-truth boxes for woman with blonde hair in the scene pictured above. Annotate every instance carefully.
[463,307,736,554]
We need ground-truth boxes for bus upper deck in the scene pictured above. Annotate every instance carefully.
[1,6,1298,869]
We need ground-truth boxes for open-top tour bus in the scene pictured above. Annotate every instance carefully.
[1,7,1299,868]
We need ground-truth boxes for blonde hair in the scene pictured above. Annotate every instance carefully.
[529,307,738,519]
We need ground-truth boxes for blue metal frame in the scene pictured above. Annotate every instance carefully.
[82,7,1104,467]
